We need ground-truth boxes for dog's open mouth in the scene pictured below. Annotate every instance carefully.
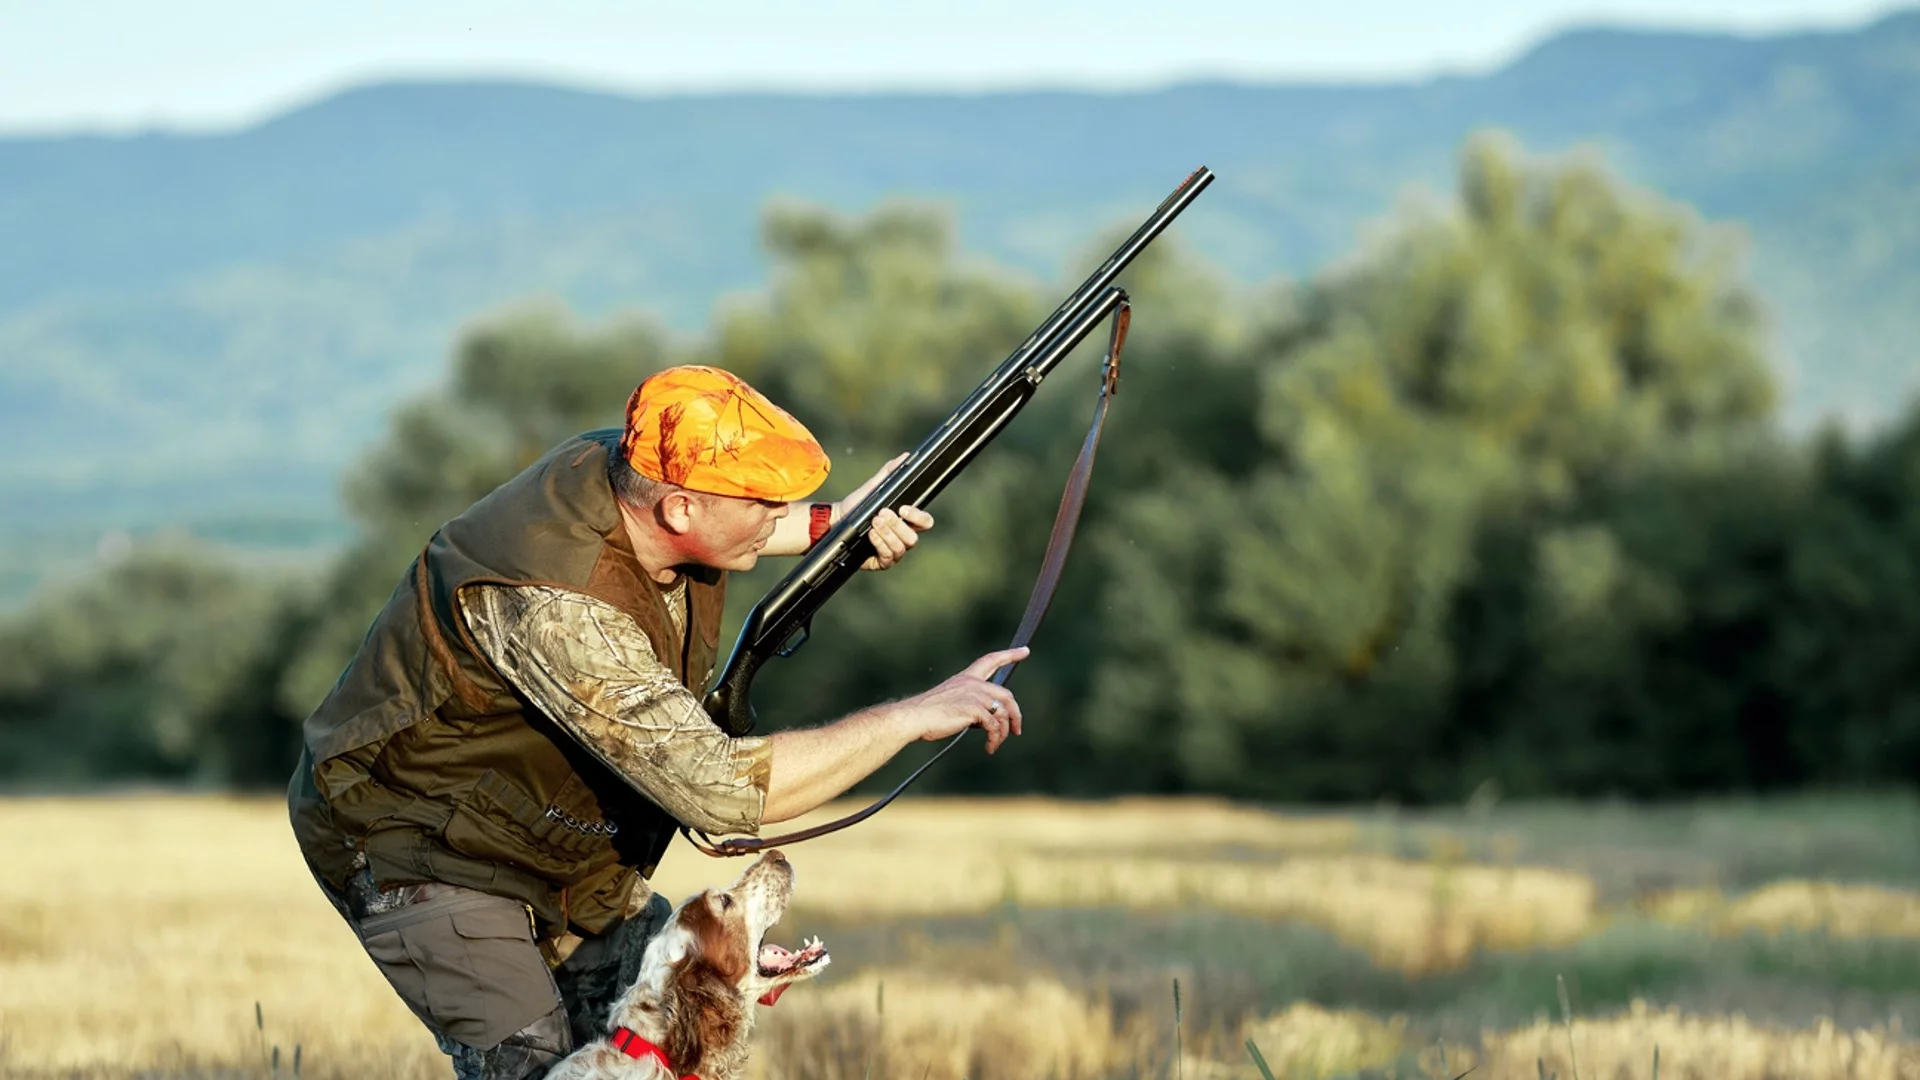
[756,934,829,977]
[754,934,829,1005]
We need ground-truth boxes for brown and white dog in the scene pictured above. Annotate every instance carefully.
[546,850,830,1080]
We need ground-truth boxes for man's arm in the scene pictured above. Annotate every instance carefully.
[462,584,770,835]
[759,706,911,823]
[760,452,933,568]
[460,584,1027,832]
[757,642,1028,822]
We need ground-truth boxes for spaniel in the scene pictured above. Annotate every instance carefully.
[546,850,830,1080]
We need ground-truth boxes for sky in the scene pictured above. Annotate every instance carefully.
[0,0,1905,134]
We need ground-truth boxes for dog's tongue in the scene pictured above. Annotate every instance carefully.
[757,943,795,1006]
[756,939,829,1007]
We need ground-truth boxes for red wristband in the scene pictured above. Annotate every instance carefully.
[808,502,834,547]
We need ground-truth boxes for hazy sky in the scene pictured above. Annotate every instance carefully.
[0,0,1903,134]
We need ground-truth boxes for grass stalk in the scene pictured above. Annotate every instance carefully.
[1556,974,1581,1080]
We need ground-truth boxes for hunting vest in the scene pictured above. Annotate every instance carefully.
[286,429,729,938]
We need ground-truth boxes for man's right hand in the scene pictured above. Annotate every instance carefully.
[902,646,1030,754]
[759,644,1033,824]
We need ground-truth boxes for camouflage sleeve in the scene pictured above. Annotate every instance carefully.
[457,583,770,836]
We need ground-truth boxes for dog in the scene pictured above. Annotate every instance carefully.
[545,850,830,1080]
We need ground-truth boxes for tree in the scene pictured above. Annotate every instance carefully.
[1084,130,1781,800]
[25,130,1896,805]
[1771,404,1920,783]
[0,540,311,787]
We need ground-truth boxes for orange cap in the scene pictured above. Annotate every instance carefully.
[619,365,831,501]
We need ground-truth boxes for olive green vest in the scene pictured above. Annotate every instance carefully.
[286,429,728,938]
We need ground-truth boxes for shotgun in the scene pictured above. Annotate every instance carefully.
[701,165,1215,736]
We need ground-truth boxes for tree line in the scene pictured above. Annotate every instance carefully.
[3,131,1914,803]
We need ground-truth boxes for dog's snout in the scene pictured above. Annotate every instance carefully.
[764,849,788,865]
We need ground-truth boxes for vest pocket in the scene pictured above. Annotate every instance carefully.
[443,769,608,883]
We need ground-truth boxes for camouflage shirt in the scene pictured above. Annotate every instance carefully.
[458,581,771,837]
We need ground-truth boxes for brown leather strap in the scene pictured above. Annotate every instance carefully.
[680,301,1132,858]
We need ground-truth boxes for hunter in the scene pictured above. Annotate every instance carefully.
[287,364,1027,1079]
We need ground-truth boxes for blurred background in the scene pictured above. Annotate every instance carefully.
[2,2,1918,1077]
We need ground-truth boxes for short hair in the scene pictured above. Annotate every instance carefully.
[608,453,678,511]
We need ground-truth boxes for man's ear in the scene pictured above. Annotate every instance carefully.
[656,490,698,535]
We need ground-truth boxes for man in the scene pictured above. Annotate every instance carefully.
[287,365,1027,1079]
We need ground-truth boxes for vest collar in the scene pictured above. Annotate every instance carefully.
[609,1026,694,1078]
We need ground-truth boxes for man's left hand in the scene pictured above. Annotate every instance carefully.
[838,453,935,571]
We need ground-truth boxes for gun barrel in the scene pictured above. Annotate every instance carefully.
[825,166,1214,548]
[912,167,1216,453]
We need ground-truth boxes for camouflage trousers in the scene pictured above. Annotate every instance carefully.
[314,863,672,1080]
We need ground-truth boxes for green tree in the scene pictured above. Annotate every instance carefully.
[1085,131,1780,800]
[1452,442,1805,796]
[1772,405,1920,783]
[28,129,1900,805]
[0,541,311,787]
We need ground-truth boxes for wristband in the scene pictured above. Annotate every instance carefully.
[808,502,835,547]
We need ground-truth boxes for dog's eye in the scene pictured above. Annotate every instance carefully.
[719,894,733,910]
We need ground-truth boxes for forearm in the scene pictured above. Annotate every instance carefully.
[760,500,832,557]
[761,704,917,823]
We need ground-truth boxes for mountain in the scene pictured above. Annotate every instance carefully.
[3,8,1919,602]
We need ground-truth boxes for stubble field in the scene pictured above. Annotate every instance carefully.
[1,792,1917,1079]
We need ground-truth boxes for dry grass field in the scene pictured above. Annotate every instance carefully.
[1,792,1917,1079]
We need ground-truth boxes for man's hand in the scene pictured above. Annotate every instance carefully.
[760,643,1033,823]
[838,452,935,571]
[898,646,1029,754]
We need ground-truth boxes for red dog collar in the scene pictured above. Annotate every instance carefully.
[609,1027,693,1079]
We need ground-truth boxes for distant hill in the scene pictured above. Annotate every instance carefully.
[3,8,1918,602]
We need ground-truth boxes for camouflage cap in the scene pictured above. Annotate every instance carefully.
[619,365,831,501]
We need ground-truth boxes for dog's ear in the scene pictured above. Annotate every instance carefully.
[675,891,750,986]
[657,893,752,1074]
[661,961,744,1076]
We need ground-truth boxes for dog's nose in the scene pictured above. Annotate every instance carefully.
[764,849,787,865]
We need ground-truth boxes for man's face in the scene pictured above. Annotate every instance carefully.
[683,493,788,571]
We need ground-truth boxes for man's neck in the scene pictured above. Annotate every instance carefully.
[617,501,687,585]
